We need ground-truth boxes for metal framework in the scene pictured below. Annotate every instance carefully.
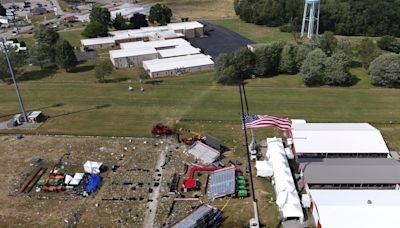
[301,0,321,39]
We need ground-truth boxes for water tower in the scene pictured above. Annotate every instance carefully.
[300,0,320,39]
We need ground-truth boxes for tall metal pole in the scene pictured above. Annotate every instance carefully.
[1,38,28,122]
[239,83,259,227]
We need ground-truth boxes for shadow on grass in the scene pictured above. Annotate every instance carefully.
[145,80,163,85]
[105,77,129,83]
[49,104,112,119]
[17,67,57,82]
[69,65,96,73]
[0,103,65,119]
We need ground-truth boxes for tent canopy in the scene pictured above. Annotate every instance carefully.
[84,161,103,174]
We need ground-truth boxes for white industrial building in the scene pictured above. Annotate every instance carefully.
[309,189,400,228]
[143,54,214,78]
[289,121,390,158]
[109,38,204,69]
[80,21,204,50]
[110,48,159,68]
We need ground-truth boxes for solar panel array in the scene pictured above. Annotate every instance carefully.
[208,168,235,200]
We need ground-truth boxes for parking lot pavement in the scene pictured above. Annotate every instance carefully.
[189,20,256,60]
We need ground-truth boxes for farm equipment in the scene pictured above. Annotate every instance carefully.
[179,128,203,145]
[182,165,241,191]
[151,123,176,136]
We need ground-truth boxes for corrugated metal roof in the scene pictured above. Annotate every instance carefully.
[187,141,220,165]
[174,205,213,228]
[300,158,400,184]
[143,54,214,73]
[109,47,157,58]
[208,167,235,200]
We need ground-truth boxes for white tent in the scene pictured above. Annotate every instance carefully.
[64,174,73,185]
[267,137,304,220]
[255,160,273,177]
[69,173,85,186]
[84,161,103,174]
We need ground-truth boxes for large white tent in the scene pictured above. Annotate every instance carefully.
[291,122,389,156]
[309,189,400,228]
[267,137,304,220]
[255,160,273,177]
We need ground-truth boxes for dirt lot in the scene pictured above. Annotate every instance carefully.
[0,135,180,227]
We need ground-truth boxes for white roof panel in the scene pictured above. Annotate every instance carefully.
[167,21,204,30]
[187,141,220,164]
[310,189,400,228]
[120,38,190,50]
[81,37,115,46]
[110,47,157,58]
[157,45,200,58]
[143,54,214,73]
[291,123,389,154]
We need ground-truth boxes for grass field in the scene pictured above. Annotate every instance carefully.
[142,0,236,20]
[210,19,294,43]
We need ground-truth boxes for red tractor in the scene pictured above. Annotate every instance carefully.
[151,123,176,136]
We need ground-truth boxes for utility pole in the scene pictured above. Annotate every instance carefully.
[1,37,28,123]
[239,83,260,228]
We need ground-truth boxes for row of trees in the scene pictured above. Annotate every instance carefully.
[215,32,354,86]
[234,0,400,37]
[215,32,400,88]
[30,25,77,71]
[82,4,172,38]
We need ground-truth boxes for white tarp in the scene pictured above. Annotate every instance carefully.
[69,173,85,186]
[255,160,273,177]
[84,161,103,174]
[267,137,304,220]
[64,174,73,184]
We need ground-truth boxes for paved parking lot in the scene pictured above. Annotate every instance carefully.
[189,21,255,60]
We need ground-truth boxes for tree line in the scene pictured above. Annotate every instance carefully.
[234,0,400,37]
[215,32,400,88]
[82,4,172,38]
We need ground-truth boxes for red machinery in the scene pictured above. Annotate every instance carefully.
[151,123,176,136]
[182,166,241,191]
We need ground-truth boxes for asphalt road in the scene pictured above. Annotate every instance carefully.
[189,21,255,60]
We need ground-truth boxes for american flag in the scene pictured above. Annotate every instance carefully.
[243,115,292,130]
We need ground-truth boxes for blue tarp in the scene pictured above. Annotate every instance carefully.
[85,174,102,192]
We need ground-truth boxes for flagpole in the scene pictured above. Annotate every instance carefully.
[239,83,260,228]
[241,83,255,140]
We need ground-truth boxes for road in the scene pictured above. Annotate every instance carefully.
[143,143,168,228]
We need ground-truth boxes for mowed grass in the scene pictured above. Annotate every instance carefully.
[19,29,84,48]
[0,61,399,150]
[209,19,294,43]
[142,0,235,19]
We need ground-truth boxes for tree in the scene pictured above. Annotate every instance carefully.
[0,3,6,16]
[82,21,108,38]
[94,59,114,83]
[54,39,77,72]
[279,43,298,74]
[295,44,314,70]
[299,49,327,86]
[138,68,149,84]
[29,43,55,69]
[317,31,337,56]
[324,51,355,86]
[337,39,352,56]
[113,13,128,30]
[232,47,256,80]
[254,42,284,76]
[357,38,380,68]
[0,45,26,82]
[377,35,400,54]
[368,53,400,88]
[33,25,60,45]
[90,5,111,26]
[130,13,148,29]
[148,4,172,25]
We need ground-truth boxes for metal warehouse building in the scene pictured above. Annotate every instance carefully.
[142,54,214,78]
[109,48,158,69]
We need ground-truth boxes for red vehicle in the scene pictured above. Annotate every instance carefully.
[151,123,176,136]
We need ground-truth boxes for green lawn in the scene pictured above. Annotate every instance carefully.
[1,60,399,150]
[209,19,294,43]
